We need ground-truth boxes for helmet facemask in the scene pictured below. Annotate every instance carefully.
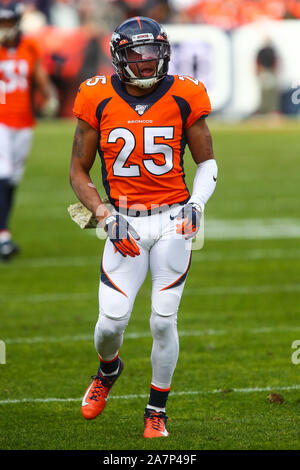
[112,40,170,89]
[0,19,19,44]
[0,1,23,46]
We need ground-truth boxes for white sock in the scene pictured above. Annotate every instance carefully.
[101,365,119,377]
[146,405,166,414]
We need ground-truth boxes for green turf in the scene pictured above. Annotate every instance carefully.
[0,118,300,450]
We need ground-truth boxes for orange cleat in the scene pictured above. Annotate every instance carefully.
[81,359,124,420]
[143,408,169,438]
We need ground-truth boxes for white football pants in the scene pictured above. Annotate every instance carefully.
[0,124,33,185]
[94,206,192,390]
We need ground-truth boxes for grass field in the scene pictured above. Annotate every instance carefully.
[0,118,300,451]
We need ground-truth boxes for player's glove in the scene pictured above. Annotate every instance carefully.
[173,202,202,240]
[105,213,140,257]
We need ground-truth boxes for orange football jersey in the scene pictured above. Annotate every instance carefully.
[0,35,41,128]
[73,74,211,210]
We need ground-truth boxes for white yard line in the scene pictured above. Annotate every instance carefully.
[4,326,300,345]
[1,247,300,270]
[192,248,300,262]
[0,255,98,268]
[185,284,300,296]
[0,384,299,406]
[90,218,300,240]
[3,330,225,345]
[0,292,95,303]
[203,218,300,240]
[1,283,300,304]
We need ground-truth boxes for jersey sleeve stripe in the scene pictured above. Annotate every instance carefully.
[172,95,191,127]
[96,97,112,123]
[95,98,114,205]
[172,95,190,198]
[98,141,113,207]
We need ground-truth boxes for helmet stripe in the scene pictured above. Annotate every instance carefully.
[135,16,142,30]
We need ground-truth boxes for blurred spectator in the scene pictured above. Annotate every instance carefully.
[191,0,240,29]
[285,0,300,18]
[20,2,47,33]
[167,0,295,29]
[239,0,286,25]
[114,0,172,23]
[143,0,172,23]
[256,40,280,114]
[35,0,52,22]
[19,0,300,30]
[169,0,199,9]
[119,0,147,15]
[19,0,52,24]
[50,0,80,28]
[77,0,124,32]
[167,0,198,23]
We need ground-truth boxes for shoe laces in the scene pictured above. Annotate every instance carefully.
[146,410,167,431]
[88,374,112,401]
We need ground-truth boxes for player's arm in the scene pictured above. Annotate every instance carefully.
[69,118,140,257]
[185,117,215,164]
[33,59,59,117]
[69,118,110,226]
[186,117,218,210]
[175,118,218,239]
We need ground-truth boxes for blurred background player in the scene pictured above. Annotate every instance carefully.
[256,39,280,115]
[0,0,59,261]
[70,16,217,438]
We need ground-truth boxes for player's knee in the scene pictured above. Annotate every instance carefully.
[95,321,116,342]
[95,313,127,341]
[150,309,177,338]
[151,291,180,317]
[99,289,130,321]
[0,152,13,181]
[97,291,131,340]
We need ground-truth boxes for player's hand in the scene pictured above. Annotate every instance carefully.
[105,213,140,257]
[41,96,60,118]
[173,203,202,240]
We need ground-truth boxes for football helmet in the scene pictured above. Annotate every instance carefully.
[0,1,23,44]
[110,16,170,89]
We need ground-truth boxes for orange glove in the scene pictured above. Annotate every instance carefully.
[174,203,202,240]
[105,214,140,257]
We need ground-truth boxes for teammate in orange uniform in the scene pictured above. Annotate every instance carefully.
[0,1,59,261]
[70,16,218,438]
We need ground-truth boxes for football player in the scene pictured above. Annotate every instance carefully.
[70,16,218,438]
[0,1,59,261]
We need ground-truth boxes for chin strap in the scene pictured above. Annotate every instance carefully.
[124,61,162,89]
[129,77,158,89]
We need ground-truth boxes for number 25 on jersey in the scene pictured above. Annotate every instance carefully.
[109,126,174,177]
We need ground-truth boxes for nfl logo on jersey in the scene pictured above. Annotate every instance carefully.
[135,104,149,115]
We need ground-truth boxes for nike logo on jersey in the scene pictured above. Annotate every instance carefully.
[213,176,217,182]
[134,104,150,116]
